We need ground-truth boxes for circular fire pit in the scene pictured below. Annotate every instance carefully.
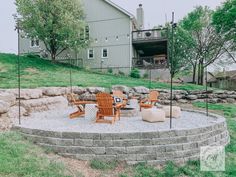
[120,107,139,117]
[13,108,230,165]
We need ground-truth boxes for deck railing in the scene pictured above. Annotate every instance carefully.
[132,28,168,42]
[133,57,168,69]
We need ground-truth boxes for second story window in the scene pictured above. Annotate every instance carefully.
[85,25,89,40]
[30,38,39,47]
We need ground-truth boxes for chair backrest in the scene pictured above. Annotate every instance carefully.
[149,90,160,101]
[96,92,114,116]
[112,90,125,99]
[67,93,77,103]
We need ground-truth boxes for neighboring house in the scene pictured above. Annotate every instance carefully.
[19,0,168,74]
[208,70,236,90]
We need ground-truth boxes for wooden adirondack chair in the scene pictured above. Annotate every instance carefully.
[96,92,122,124]
[140,90,160,111]
[67,93,96,119]
[112,90,128,108]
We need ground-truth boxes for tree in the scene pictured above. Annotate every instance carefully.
[180,6,229,85]
[15,0,88,62]
[212,0,236,63]
[168,25,195,79]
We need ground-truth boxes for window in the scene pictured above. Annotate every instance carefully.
[80,28,85,40]
[30,38,39,47]
[102,48,108,58]
[85,25,89,40]
[88,49,94,59]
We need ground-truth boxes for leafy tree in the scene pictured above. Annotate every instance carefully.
[15,0,88,62]
[168,25,196,80]
[212,0,236,63]
[179,6,229,85]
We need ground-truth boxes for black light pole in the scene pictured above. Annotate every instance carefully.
[16,19,21,125]
[70,57,73,94]
[149,68,152,89]
[204,50,209,116]
[170,12,177,129]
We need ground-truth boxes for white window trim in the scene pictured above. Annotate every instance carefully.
[101,48,108,59]
[87,49,94,59]
[30,38,40,48]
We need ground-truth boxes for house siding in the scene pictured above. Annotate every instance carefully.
[80,0,132,71]
[19,0,133,73]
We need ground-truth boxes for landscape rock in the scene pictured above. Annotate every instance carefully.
[79,92,96,101]
[209,98,218,104]
[174,94,183,100]
[86,87,105,94]
[112,85,130,93]
[132,86,149,94]
[0,101,10,114]
[65,86,86,95]
[226,98,235,104]
[173,90,188,95]
[0,114,12,131]
[186,95,198,100]
[214,90,225,94]
[41,87,66,96]
[8,89,43,100]
[228,95,236,99]
[0,91,16,106]
[218,94,228,99]
[7,106,28,118]
[21,96,68,113]
[178,99,188,104]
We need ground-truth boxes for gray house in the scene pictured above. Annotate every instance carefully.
[20,0,168,75]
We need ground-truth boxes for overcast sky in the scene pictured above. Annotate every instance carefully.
[0,0,225,54]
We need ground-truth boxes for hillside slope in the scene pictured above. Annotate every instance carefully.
[0,53,204,90]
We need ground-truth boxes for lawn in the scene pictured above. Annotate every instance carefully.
[1,103,235,177]
[0,132,71,177]
[0,53,205,90]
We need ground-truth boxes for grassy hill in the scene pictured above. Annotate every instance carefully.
[0,53,205,90]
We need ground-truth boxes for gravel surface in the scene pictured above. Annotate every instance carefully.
[14,107,223,133]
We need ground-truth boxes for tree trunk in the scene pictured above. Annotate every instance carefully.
[51,52,56,63]
[192,63,197,84]
[197,61,201,85]
[197,60,204,85]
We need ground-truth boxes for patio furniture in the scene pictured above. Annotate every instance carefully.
[96,92,122,124]
[67,93,96,119]
[85,104,98,120]
[162,106,181,118]
[140,90,160,111]
[141,108,165,123]
[112,90,128,108]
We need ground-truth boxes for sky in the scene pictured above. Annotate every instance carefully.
[0,0,225,54]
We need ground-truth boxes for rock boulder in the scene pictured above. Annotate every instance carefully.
[0,101,10,114]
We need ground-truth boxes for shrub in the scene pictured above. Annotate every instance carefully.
[143,72,149,79]
[118,70,125,76]
[108,68,113,74]
[130,68,140,78]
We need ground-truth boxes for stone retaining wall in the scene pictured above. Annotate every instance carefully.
[1,85,235,130]
[13,111,230,165]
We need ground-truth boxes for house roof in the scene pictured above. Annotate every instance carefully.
[208,70,236,82]
[103,0,135,19]
[215,70,236,79]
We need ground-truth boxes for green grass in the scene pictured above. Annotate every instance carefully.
[90,159,118,170]
[0,53,205,90]
[0,132,70,177]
